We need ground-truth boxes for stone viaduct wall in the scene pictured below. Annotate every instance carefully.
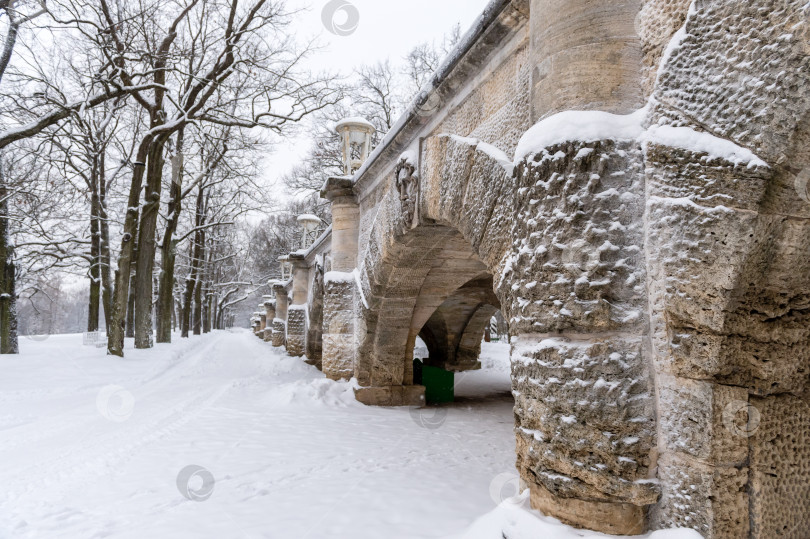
[257,1,810,537]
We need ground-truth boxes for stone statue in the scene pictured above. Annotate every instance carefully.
[395,157,418,227]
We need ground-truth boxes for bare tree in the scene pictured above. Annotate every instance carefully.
[0,0,46,85]
[91,0,339,355]
[403,22,461,96]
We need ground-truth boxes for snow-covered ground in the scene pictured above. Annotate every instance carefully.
[0,331,700,539]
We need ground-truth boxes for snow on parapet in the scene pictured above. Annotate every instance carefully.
[514,106,768,169]
[325,271,354,283]
[642,124,767,168]
[514,108,648,163]
[323,270,369,309]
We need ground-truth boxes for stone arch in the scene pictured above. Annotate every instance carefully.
[416,317,445,362]
[453,302,500,371]
[355,135,519,387]
[356,224,497,388]
[416,275,500,372]
[355,132,660,533]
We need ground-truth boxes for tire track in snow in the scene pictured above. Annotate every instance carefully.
[0,333,253,500]
[0,334,219,455]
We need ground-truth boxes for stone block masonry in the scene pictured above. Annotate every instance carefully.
[260,0,810,535]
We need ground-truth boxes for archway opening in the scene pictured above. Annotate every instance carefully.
[357,223,514,409]
[409,274,512,407]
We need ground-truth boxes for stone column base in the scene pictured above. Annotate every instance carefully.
[354,385,426,407]
[529,483,645,535]
[286,307,306,357]
[263,328,272,342]
[271,319,285,348]
[446,361,482,372]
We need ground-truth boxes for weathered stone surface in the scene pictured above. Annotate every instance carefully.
[354,385,425,407]
[530,0,645,119]
[262,0,810,535]
[263,300,276,343]
[322,276,357,381]
[529,481,646,535]
[306,262,325,368]
[656,374,748,465]
[286,306,306,358]
[508,140,646,336]
[651,452,749,539]
[749,394,810,538]
[513,336,657,506]
[271,319,285,348]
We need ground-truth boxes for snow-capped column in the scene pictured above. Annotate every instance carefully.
[263,297,276,342]
[271,283,288,348]
[508,111,657,534]
[286,254,310,358]
[321,177,361,381]
[323,177,359,273]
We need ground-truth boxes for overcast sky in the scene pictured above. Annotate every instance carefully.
[262,0,492,194]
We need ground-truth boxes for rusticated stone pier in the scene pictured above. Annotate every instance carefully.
[259,1,810,536]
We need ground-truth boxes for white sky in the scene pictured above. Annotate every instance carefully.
[262,0,492,194]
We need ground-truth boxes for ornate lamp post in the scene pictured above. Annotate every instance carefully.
[335,117,376,176]
[297,214,322,250]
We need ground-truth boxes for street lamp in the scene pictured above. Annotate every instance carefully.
[335,117,376,175]
[297,214,322,250]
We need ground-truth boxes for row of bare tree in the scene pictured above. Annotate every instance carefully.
[0,0,461,355]
[0,0,338,355]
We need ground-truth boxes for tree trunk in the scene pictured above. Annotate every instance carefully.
[156,130,184,343]
[87,163,101,333]
[193,201,208,336]
[201,244,212,334]
[182,186,205,338]
[107,138,151,356]
[0,16,20,86]
[133,138,167,348]
[99,152,113,332]
[181,271,194,338]
[157,239,178,343]
[171,294,178,331]
[203,284,212,334]
[192,278,202,336]
[0,158,18,354]
[126,269,136,338]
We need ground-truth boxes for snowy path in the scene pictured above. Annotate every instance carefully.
[0,330,516,539]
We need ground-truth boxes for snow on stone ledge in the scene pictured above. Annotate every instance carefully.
[643,124,767,168]
[325,271,354,283]
[514,106,768,169]
[323,269,369,309]
[514,108,648,163]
